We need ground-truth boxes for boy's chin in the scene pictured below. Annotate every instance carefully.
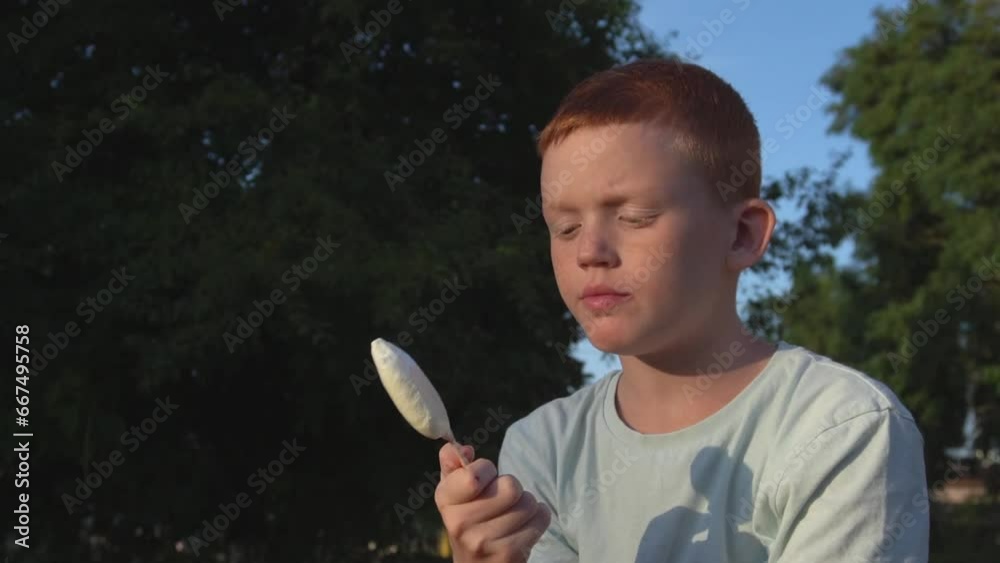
[585,324,643,356]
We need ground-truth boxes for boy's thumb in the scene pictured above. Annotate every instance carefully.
[439,442,475,476]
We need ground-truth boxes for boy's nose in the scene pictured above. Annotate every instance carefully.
[576,228,619,269]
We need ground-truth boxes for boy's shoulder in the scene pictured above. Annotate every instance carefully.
[499,369,621,468]
[505,369,614,439]
[503,341,919,448]
[768,342,919,432]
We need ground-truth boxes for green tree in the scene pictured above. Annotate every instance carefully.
[775,0,1000,483]
[1,1,661,561]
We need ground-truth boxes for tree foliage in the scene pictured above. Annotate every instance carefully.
[773,0,1000,480]
[1,1,661,560]
[5,0,996,560]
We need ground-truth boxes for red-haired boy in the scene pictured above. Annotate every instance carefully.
[435,59,929,563]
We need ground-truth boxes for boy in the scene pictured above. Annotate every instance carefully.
[433,59,929,562]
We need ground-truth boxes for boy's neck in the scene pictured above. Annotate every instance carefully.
[614,321,778,435]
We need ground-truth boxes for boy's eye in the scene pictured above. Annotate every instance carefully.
[557,224,580,236]
[620,215,654,226]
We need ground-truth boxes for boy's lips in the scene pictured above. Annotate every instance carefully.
[580,284,631,311]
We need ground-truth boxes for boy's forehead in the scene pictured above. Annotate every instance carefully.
[540,124,693,203]
[543,121,680,155]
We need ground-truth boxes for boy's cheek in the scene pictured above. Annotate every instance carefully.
[552,277,577,309]
[550,261,577,291]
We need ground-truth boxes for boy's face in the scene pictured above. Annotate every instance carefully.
[540,123,736,355]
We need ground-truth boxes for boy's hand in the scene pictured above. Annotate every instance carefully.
[435,443,552,563]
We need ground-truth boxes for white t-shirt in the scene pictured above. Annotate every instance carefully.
[498,341,929,562]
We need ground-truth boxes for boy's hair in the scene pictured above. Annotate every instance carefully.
[536,58,761,203]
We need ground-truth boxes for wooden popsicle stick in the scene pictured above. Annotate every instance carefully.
[447,438,469,468]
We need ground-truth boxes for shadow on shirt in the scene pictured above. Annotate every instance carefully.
[635,447,767,562]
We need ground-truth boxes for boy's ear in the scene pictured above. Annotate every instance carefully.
[726,199,776,271]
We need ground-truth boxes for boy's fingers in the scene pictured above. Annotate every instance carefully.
[436,458,498,507]
[439,443,475,476]
[452,478,529,531]
[493,503,551,556]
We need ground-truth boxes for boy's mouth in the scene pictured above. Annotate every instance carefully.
[580,284,632,311]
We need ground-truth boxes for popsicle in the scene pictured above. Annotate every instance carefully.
[370,338,469,467]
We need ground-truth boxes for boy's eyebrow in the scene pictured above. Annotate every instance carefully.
[542,174,631,211]
[540,199,565,214]
[542,192,636,213]
[598,192,630,207]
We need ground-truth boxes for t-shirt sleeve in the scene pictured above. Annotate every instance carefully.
[767,409,930,563]
[498,419,579,563]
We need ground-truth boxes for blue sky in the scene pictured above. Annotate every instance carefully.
[571,0,908,379]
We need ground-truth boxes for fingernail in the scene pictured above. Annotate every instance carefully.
[471,464,485,484]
